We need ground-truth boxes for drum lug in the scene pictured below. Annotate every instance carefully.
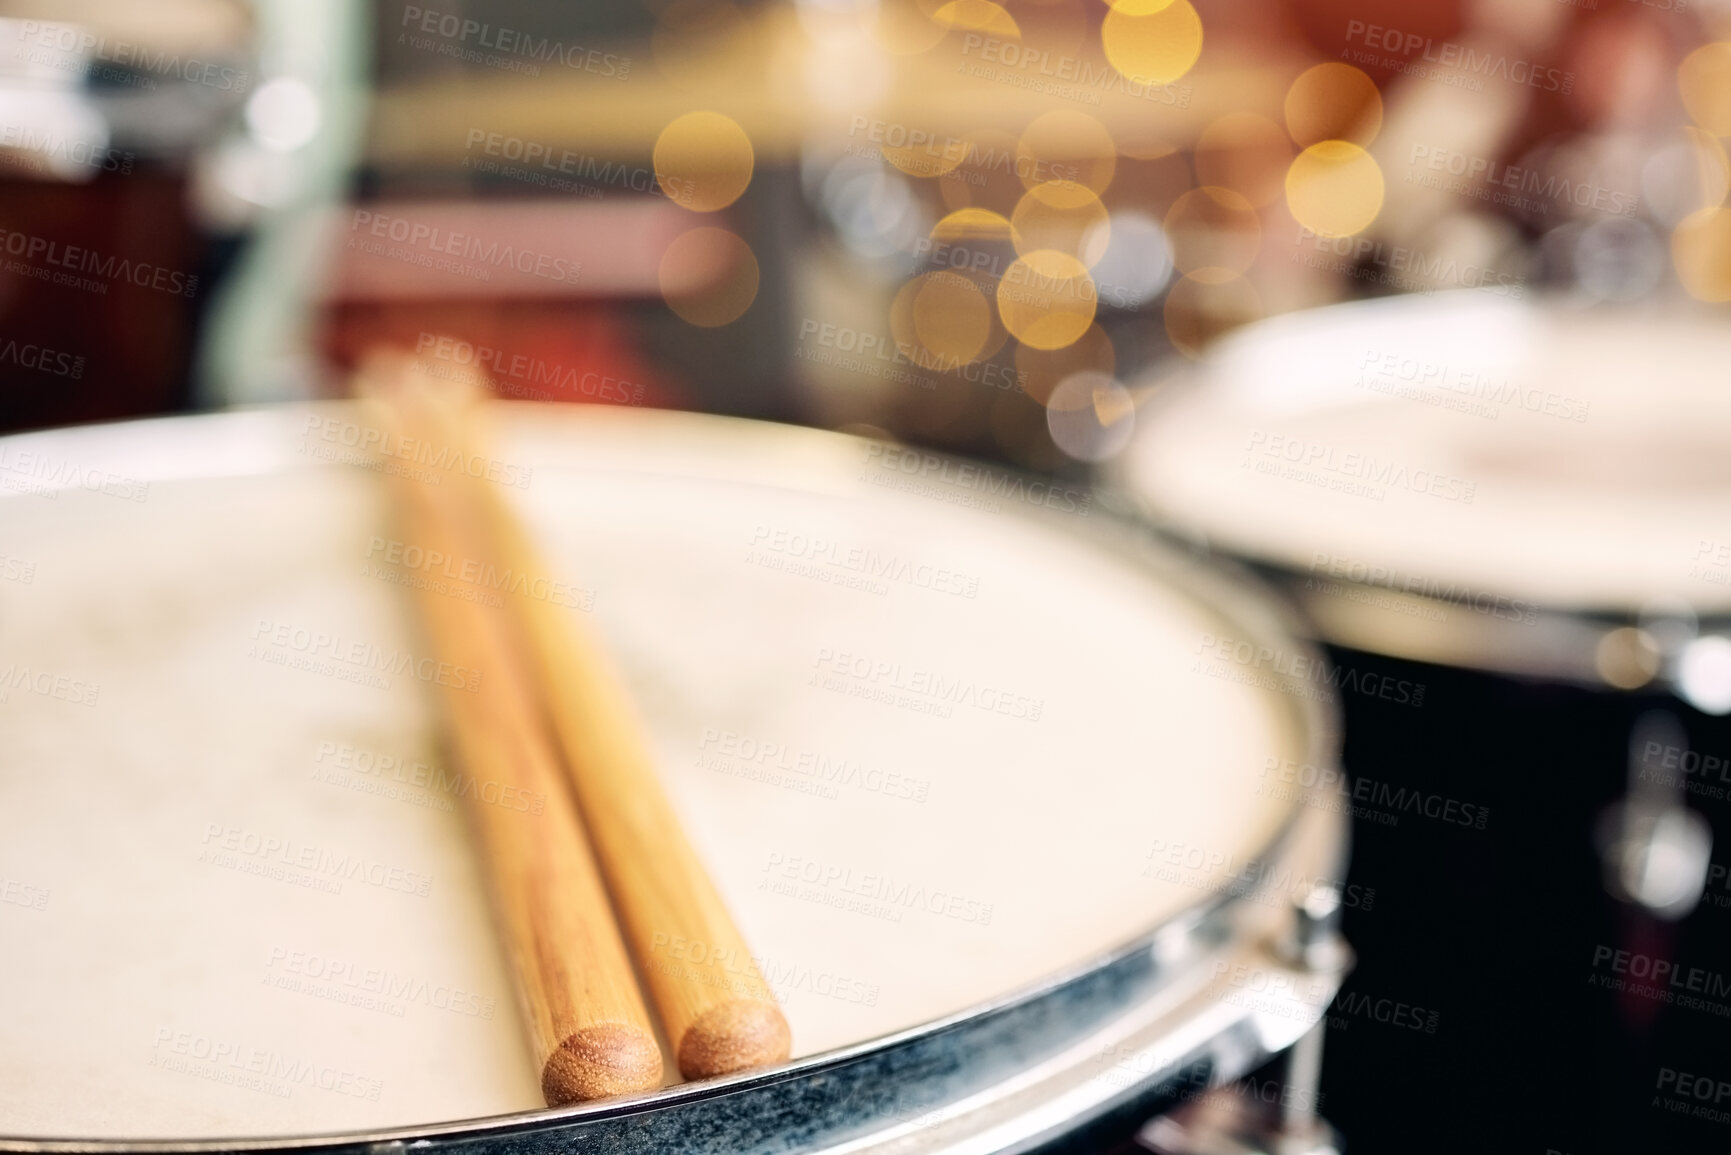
[1137,884,1348,1155]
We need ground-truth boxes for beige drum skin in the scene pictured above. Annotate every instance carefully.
[0,404,1334,1145]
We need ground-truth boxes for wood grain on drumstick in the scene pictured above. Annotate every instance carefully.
[357,368,663,1105]
[406,377,793,1081]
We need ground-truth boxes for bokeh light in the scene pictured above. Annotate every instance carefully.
[659,227,760,325]
[1101,0,1202,87]
[1046,371,1136,463]
[1011,181,1111,266]
[1016,110,1117,195]
[1679,42,1731,137]
[654,111,755,212]
[1195,113,1294,207]
[1285,141,1384,237]
[892,271,996,365]
[931,0,1021,37]
[997,250,1098,350]
[1284,64,1382,148]
[1672,206,1731,302]
[1164,186,1261,277]
[1015,322,1115,405]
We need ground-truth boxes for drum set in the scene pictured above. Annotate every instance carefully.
[2,291,1727,1154]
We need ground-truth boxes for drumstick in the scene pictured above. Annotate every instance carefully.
[356,363,663,1105]
[404,375,793,1081]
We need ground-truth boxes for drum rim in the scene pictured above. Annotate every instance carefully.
[0,404,1344,1152]
[1106,294,1731,692]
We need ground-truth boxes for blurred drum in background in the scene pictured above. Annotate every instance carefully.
[0,404,1346,1153]
[1109,293,1731,1155]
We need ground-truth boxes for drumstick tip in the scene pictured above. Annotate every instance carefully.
[541,1023,664,1105]
[676,999,793,1080]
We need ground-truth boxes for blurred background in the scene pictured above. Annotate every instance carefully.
[3,0,1731,1152]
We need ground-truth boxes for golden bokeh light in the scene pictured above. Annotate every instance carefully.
[1011,181,1111,266]
[1284,63,1382,148]
[1163,272,1263,358]
[1672,206,1731,302]
[1016,110,1117,195]
[1195,113,1294,207]
[1163,186,1261,277]
[1285,141,1383,237]
[1015,322,1115,405]
[1679,42,1731,137]
[659,227,760,326]
[1101,0,1203,87]
[891,271,997,365]
[653,111,755,212]
[931,0,1022,38]
[868,0,951,55]
[932,207,1015,244]
[997,250,1098,350]
[1105,0,1178,13]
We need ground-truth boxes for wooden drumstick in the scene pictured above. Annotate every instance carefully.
[357,366,663,1105]
[406,377,793,1081]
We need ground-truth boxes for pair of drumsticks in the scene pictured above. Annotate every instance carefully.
[357,355,789,1104]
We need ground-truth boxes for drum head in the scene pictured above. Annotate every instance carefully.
[0,405,1318,1140]
[1119,294,1731,617]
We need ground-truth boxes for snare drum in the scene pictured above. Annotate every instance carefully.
[0,405,1346,1153]
[1111,293,1731,1155]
